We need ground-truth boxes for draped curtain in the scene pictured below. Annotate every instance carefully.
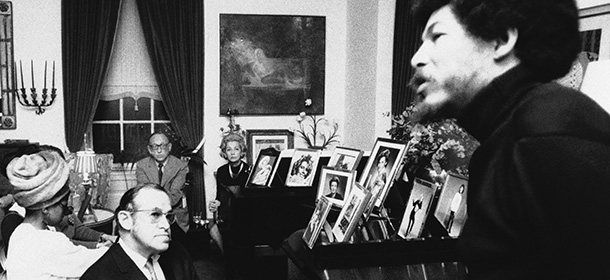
[136,0,205,216]
[62,0,121,152]
[391,0,423,115]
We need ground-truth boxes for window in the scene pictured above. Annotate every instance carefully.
[92,92,172,162]
[91,0,173,163]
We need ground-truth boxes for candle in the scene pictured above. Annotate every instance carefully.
[52,61,55,89]
[12,61,16,91]
[43,61,47,89]
[30,60,34,89]
[19,60,24,89]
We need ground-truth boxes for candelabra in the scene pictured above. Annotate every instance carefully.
[15,60,57,115]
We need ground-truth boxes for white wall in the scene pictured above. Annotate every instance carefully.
[203,0,395,170]
[577,0,610,9]
[1,0,66,151]
[3,0,397,170]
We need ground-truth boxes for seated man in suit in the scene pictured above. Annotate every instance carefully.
[82,183,199,280]
[136,132,189,245]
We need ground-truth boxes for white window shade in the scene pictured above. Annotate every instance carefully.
[102,0,159,102]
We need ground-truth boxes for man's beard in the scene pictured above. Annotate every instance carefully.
[408,74,474,124]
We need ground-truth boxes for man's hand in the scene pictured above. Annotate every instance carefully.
[208,200,221,213]
[100,233,118,243]
[0,194,14,208]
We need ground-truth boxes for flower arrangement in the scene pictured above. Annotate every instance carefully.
[292,112,340,149]
[388,105,479,177]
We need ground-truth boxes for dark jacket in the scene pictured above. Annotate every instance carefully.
[457,65,610,279]
[81,241,199,280]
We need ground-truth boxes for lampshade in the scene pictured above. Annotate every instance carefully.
[75,150,98,175]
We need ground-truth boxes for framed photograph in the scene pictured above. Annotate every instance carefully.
[219,14,326,115]
[302,196,333,249]
[286,148,321,187]
[398,178,436,239]
[433,173,468,238]
[246,147,280,187]
[246,129,294,166]
[327,146,363,172]
[358,138,408,209]
[315,167,355,207]
[332,182,371,242]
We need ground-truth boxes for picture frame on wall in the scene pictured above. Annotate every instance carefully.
[315,167,355,207]
[302,196,333,249]
[246,147,280,187]
[433,173,468,238]
[358,138,408,209]
[326,146,363,172]
[285,148,321,187]
[246,129,294,166]
[332,182,371,242]
[398,178,436,239]
[219,14,326,115]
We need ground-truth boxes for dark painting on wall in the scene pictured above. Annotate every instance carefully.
[220,14,326,115]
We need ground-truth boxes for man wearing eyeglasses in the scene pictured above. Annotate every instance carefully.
[136,132,190,245]
[82,183,199,280]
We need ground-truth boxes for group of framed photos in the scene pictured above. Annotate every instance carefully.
[303,138,411,248]
[245,136,469,248]
[246,147,324,188]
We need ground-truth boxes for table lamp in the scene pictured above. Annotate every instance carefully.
[74,150,98,221]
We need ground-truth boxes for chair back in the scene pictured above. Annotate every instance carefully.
[1,211,24,254]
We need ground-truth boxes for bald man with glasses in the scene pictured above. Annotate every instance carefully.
[136,132,190,245]
[82,183,199,280]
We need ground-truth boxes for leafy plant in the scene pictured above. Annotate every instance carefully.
[388,105,479,177]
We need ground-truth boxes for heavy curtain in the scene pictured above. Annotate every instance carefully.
[62,0,121,152]
[136,0,205,216]
[391,0,423,115]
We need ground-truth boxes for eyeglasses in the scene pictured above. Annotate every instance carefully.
[148,143,169,151]
[129,209,176,224]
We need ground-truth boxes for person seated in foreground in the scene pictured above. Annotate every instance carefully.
[81,183,199,280]
[37,145,116,248]
[4,149,108,280]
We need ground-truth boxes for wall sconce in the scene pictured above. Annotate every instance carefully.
[15,60,57,115]
[74,150,98,221]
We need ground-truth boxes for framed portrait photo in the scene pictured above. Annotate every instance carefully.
[331,182,371,242]
[358,138,408,209]
[286,148,321,187]
[327,146,363,172]
[433,173,468,238]
[398,178,436,239]
[315,167,355,207]
[246,147,281,187]
[302,196,333,249]
[246,129,294,166]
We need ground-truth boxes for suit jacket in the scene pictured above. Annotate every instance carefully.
[81,241,200,280]
[136,155,190,232]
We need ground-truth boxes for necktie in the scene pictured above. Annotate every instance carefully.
[145,258,158,280]
[158,162,163,185]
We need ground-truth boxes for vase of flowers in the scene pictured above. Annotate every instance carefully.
[388,105,479,179]
[291,112,340,150]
